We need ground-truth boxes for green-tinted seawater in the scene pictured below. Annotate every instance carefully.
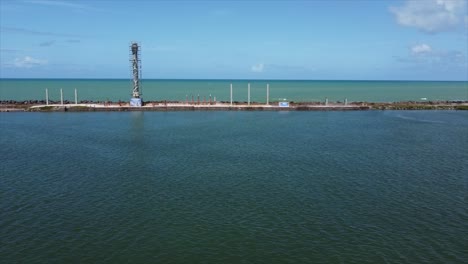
[1,111,467,263]
[1,79,467,102]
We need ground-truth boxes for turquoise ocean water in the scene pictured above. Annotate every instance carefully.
[1,79,467,102]
[1,111,467,263]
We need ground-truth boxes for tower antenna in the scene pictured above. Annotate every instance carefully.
[129,42,143,106]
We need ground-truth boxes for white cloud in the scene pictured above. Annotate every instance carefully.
[390,0,467,33]
[251,63,264,73]
[411,44,432,55]
[23,0,87,10]
[1,26,84,37]
[0,49,22,53]
[22,0,105,13]
[14,56,48,68]
[39,40,55,47]
[397,44,466,67]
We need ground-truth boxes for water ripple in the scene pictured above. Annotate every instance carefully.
[1,111,467,263]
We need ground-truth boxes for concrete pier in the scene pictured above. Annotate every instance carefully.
[3,100,467,112]
[27,102,371,112]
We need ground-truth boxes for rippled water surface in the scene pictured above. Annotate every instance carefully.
[1,111,467,263]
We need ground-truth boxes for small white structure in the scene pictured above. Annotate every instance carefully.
[230,83,233,106]
[248,83,250,105]
[266,84,269,105]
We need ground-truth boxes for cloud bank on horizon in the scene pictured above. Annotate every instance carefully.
[0,0,466,80]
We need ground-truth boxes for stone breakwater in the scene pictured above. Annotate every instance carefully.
[1,100,468,112]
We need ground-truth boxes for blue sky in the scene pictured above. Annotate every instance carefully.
[0,0,467,80]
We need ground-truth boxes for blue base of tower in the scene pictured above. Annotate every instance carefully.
[130,98,143,107]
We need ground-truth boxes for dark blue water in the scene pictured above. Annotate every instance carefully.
[1,111,467,263]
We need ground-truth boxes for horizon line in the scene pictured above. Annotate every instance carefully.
[0,78,467,82]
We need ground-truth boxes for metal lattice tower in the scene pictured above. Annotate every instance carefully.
[130,42,141,98]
